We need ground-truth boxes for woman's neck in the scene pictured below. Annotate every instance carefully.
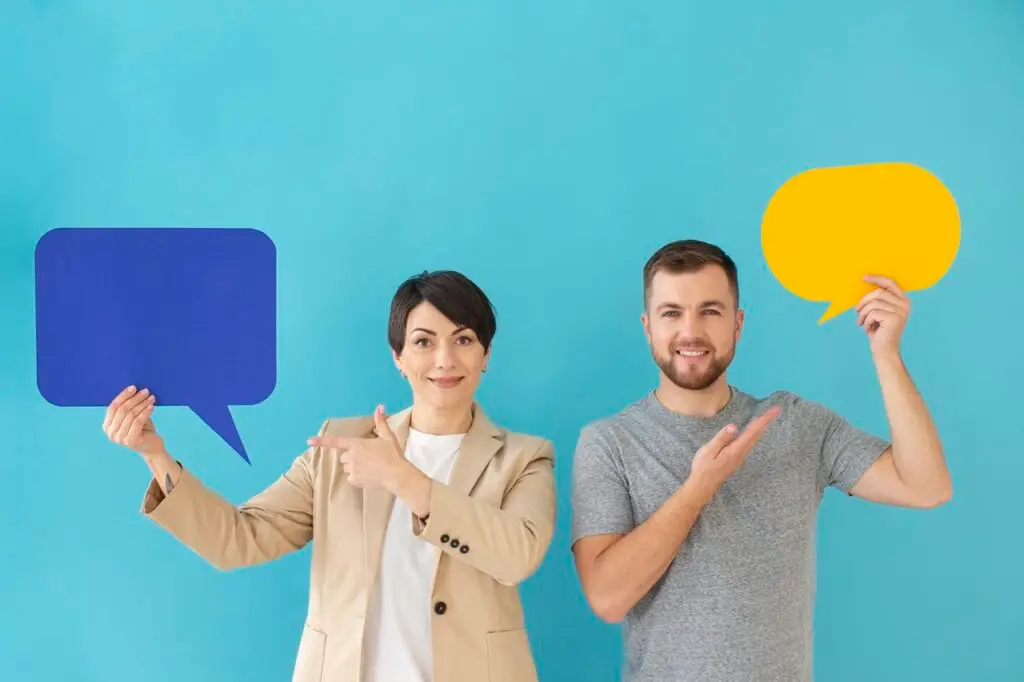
[409,403,474,435]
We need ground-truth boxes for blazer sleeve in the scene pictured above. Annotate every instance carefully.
[412,438,556,586]
[139,420,327,571]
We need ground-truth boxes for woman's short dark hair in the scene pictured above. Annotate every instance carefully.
[388,270,497,354]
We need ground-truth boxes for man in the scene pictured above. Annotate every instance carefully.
[570,239,951,682]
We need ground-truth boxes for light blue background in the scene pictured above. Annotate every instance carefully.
[2,1,1022,680]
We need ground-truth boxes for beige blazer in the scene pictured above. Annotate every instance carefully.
[140,404,557,682]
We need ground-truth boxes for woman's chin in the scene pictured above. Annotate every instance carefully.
[409,375,480,409]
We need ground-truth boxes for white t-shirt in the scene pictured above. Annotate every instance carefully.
[361,428,465,682]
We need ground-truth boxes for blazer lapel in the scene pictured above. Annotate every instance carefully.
[362,404,504,605]
[425,404,504,600]
[362,408,411,604]
[447,404,504,496]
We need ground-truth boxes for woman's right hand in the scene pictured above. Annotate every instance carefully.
[103,385,165,459]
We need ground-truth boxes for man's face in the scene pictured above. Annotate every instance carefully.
[642,265,743,391]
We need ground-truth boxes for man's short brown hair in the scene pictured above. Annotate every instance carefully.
[643,239,740,308]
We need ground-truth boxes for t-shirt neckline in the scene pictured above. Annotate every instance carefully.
[643,385,747,431]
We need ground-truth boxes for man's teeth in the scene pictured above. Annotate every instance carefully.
[678,350,708,357]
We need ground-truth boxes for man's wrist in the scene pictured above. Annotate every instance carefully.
[871,346,904,369]
[680,474,716,508]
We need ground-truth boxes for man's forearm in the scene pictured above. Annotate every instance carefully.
[588,477,710,622]
[875,351,951,500]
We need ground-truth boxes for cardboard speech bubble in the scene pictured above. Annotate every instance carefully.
[761,162,960,323]
[35,227,277,463]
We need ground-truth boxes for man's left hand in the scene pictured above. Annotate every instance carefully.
[855,275,910,358]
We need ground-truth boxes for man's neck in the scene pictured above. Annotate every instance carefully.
[409,403,474,435]
[655,376,732,417]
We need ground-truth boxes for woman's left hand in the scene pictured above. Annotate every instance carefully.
[308,405,412,491]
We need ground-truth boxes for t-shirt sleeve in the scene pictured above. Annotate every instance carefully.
[814,401,891,494]
[571,424,635,544]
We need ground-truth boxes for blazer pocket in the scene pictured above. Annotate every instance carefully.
[293,624,327,682]
[486,629,538,682]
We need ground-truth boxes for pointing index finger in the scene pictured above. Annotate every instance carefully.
[730,405,781,452]
[307,435,357,449]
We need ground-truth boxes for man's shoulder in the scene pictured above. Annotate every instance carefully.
[582,394,653,435]
[736,388,834,425]
[573,394,655,460]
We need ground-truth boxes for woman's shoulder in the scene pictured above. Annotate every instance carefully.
[495,425,554,461]
[474,405,551,456]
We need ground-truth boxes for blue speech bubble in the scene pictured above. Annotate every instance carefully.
[34,227,276,464]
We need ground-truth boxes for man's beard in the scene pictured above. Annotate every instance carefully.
[653,341,734,391]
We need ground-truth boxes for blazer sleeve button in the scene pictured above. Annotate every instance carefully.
[450,538,460,548]
[459,544,469,554]
[440,534,450,544]
[434,601,447,615]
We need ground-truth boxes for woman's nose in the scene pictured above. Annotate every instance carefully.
[434,343,456,368]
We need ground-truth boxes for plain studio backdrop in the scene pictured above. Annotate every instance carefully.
[1,1,1022,680]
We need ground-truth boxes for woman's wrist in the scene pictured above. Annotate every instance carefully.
[140,449,182,495]
[389,461,433,518]
[141,448,172,466]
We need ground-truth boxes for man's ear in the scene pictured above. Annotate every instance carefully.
[641,311,652,344]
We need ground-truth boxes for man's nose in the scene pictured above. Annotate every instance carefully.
[679,310,703,336]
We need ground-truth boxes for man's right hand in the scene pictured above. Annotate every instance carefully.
[103,385,165,460]
[686,405,781,504]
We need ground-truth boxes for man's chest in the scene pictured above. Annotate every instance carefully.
[619,427,821,528]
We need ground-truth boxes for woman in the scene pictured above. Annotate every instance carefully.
[103,270,557,682]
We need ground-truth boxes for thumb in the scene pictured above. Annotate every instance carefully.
[705,423,738,456]
[374,405,395,442]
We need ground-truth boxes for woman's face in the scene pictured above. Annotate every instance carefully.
[394,302,489,412]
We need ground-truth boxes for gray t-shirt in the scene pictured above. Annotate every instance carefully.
[571,387,889,682]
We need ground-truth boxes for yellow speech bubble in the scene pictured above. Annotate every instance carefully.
[761,162,960,324]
